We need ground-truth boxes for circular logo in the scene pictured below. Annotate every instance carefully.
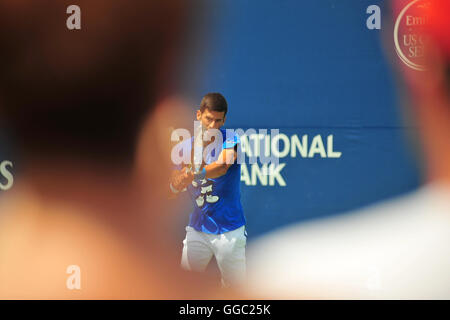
[394,0,431,71]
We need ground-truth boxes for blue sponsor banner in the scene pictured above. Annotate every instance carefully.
[0,1,423,240]
[196,0,422,239]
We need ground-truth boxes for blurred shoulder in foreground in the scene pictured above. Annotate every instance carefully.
[247,184,450,299]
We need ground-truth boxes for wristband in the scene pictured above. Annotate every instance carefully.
[193,167,206,181]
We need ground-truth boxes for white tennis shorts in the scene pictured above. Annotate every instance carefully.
[181,225,247,287]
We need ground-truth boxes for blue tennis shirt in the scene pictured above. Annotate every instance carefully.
[175,128,246,234]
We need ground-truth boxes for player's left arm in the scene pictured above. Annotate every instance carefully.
[186,145,237,182]
[203,146,237,179]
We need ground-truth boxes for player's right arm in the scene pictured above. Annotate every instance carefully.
[168,167,192,198]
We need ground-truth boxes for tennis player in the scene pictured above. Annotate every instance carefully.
[170,93,247,288]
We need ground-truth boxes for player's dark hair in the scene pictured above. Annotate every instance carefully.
[199,93,228,116]
[0,0,188,168]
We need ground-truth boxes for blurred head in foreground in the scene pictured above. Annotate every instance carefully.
[391,0,450,185]
[0,0,183,165]
[246,0,450,299]
[0,0,222,299]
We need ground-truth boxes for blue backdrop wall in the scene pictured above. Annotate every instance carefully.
[0,0,423,242]
[194,0,422,240]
